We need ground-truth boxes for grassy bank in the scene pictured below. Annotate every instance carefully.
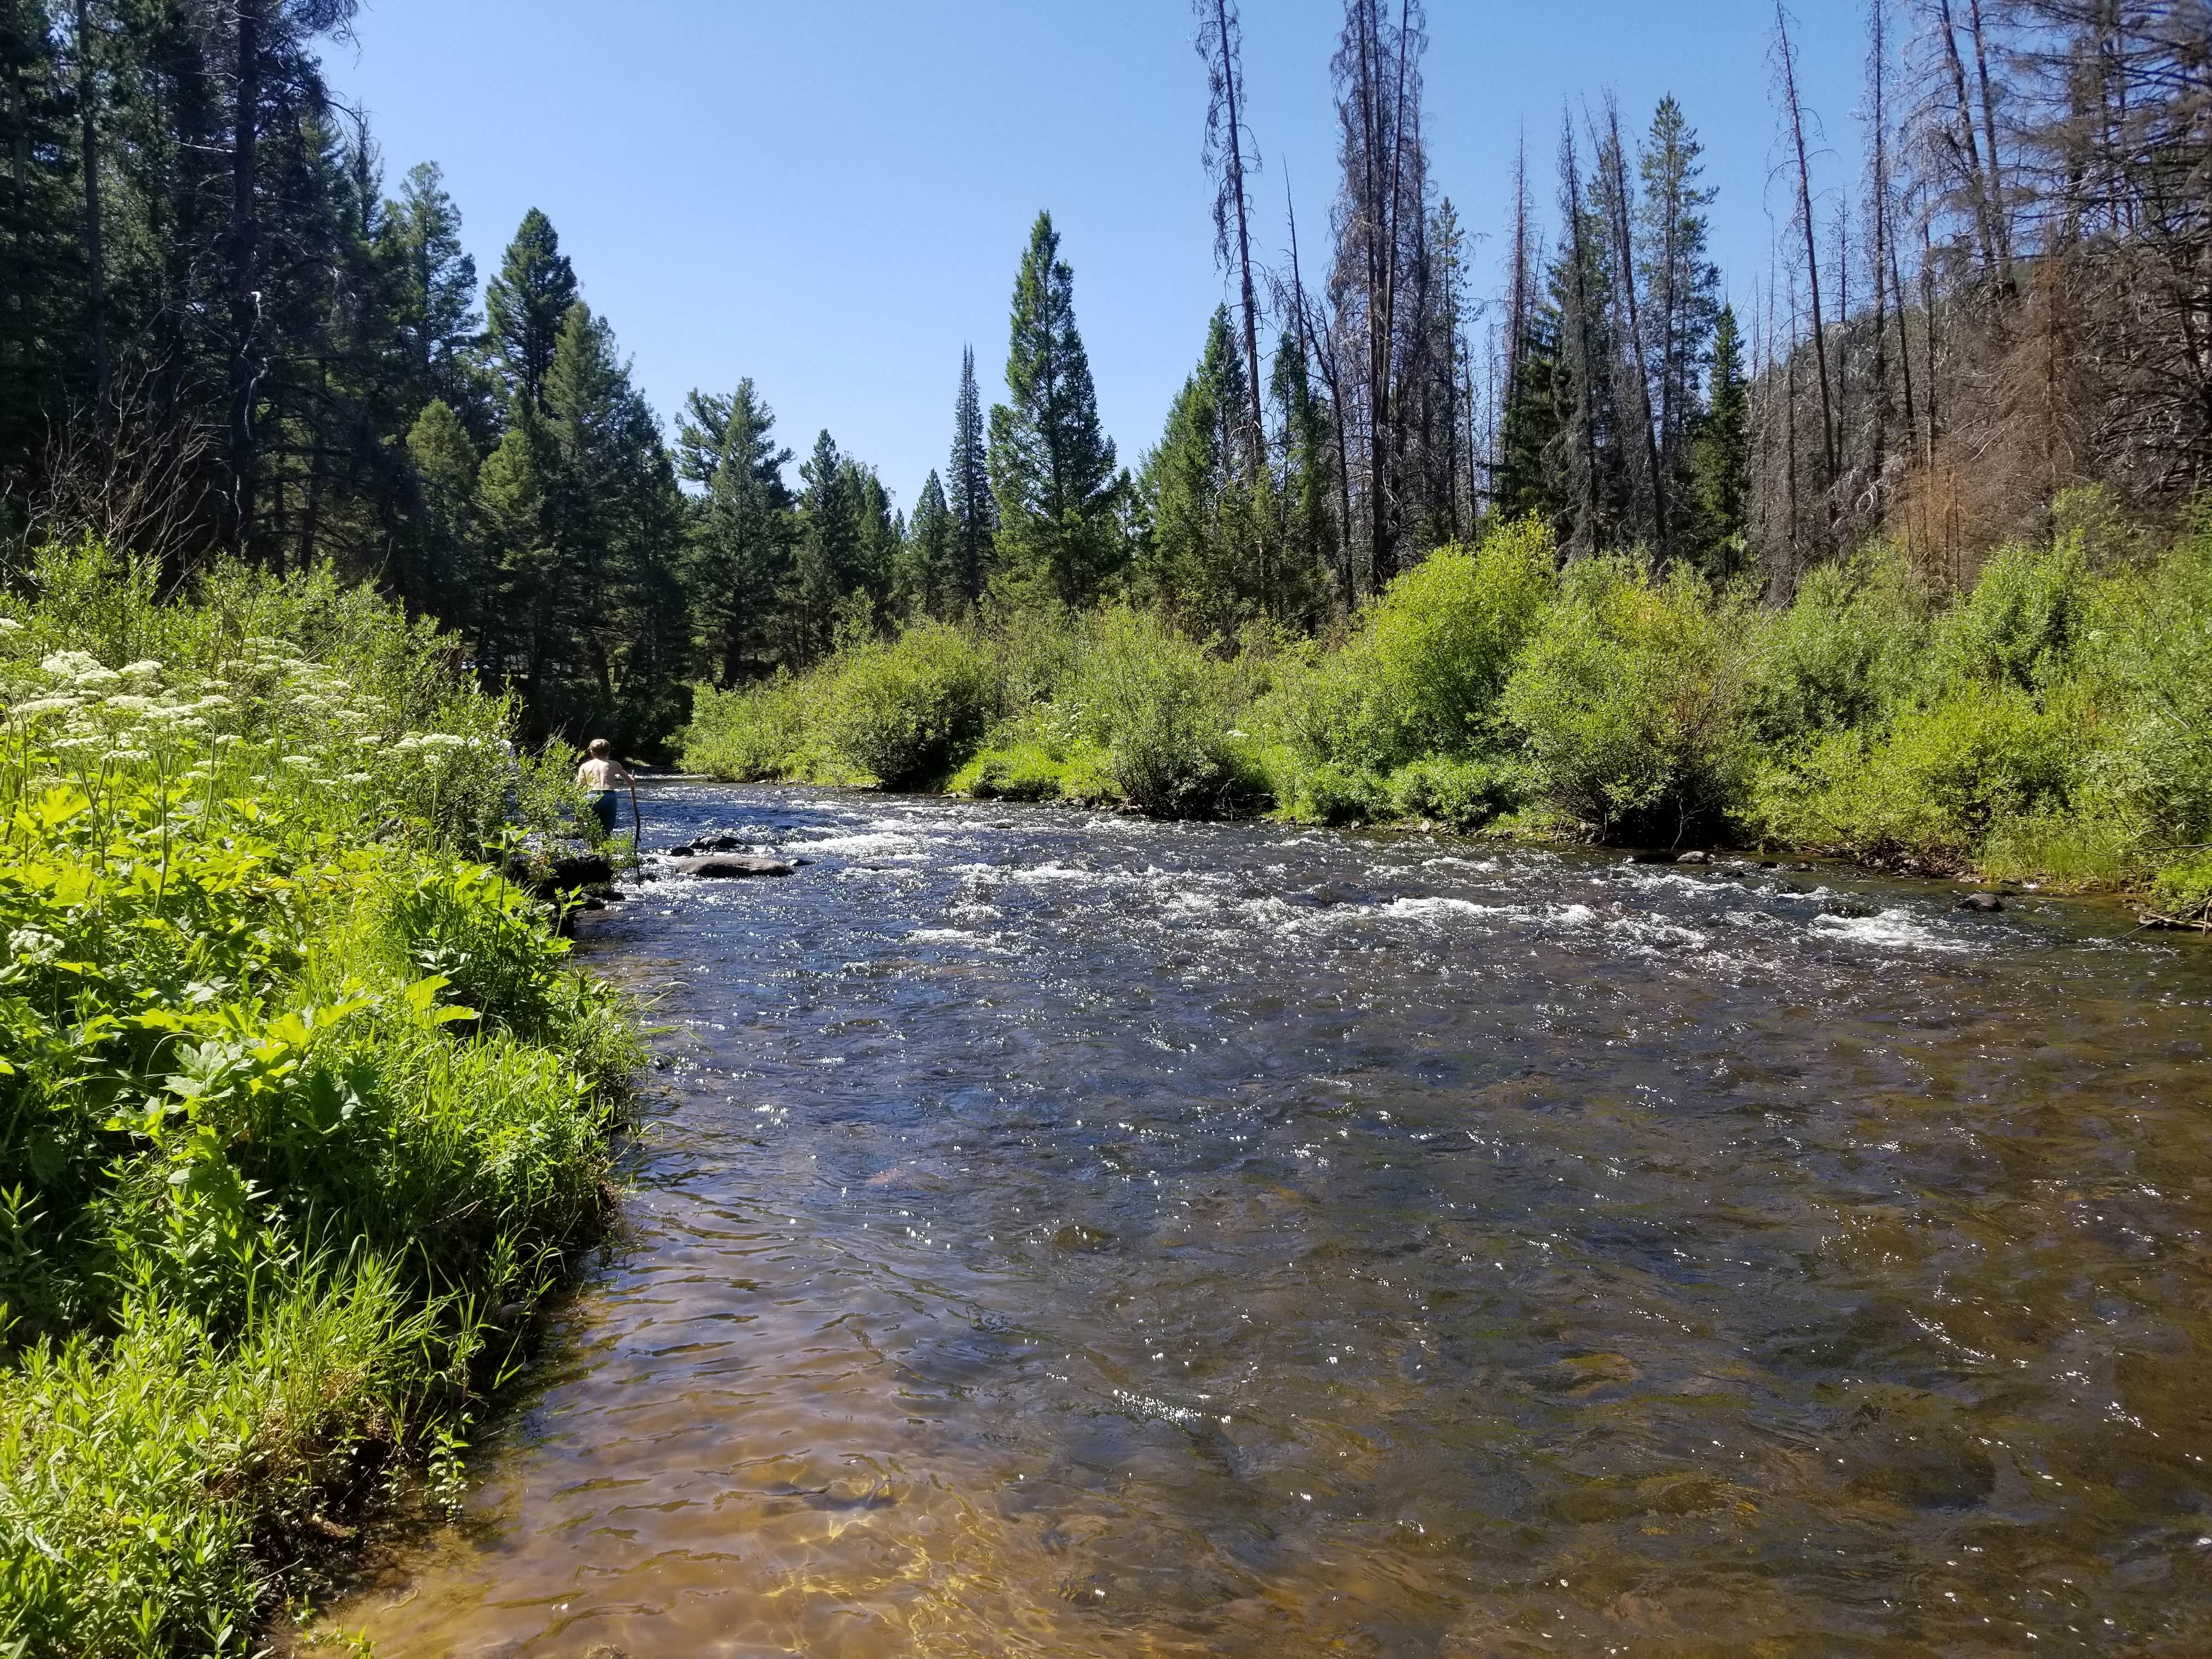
[0,546,639,1656]
[684,497,2212,917]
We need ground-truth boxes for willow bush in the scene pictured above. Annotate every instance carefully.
[681,505,2212,898]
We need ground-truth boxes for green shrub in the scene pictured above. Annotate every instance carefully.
[947,715,1116,805]
[1749,549,1927,743]
[1937,533,2096,692]
[1386,755,1522,830]
[681,672,817,781]
[1501,556,1753,844]
[1272,758,1389,826]
[1073,609,1259,817]
[1759,682,2075,868]
[1283,516,1555,772]
[2149,851,2212,921]
[821,622,999,788]
[2088,525,2212,848]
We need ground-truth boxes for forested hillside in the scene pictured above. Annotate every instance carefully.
[2,1,2207,765]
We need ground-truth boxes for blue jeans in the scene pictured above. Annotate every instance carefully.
[589,790,619,835]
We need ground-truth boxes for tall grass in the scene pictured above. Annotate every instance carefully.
[0,544,636,1655]
[685,496,2212,899]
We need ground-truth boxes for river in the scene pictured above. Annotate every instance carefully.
[332,783,2212,1657]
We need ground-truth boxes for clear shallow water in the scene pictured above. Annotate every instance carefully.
[334,785,2212,1657]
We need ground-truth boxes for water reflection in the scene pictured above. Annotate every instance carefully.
[332,786,2212,1656]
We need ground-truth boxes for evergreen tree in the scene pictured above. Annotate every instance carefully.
[988,211,1121,609]
[377,162,490,441]
[1637,95,1720,547]
[477,400,555,697]
[1689,302,1750,578]
[485,207,577,415]
[678,379,792,686]
[947,345,995,611]
[847,455,900,613]
[1271,323,1334,624]
[505,301,685,747]
[899,470,957,620]
[1139,306,1252,632]
[1494,303,1565,528]
[789,428,859,662]
[0,3,80,498]
[404,396,483,634]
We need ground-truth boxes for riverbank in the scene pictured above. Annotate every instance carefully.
[0,546,639,1655]
[682,499,2212,923]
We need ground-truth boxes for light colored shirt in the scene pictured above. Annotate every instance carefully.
[577,758,630,790]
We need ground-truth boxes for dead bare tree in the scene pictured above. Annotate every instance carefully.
[1775,3,1840,494]
[1195,0,1267,485]
[30,356,219,571]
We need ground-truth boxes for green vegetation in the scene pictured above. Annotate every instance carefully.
[0,547,635,1655]
[687,500,2212,905]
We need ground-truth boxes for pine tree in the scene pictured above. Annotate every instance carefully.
[377,162,490,441]
[947,345,995,610]
[789,428,858,662]
[988,211,1121,609]
[485,207,577,415]
[1547,121,1627,556]
[1493,302,1564,528]
[1637,95,1719,549]
[900,470,956,620]
[847,456,900,616]
[512,301,685,746]
[679,379,792,685]
[1141,306,1255,632]
[477,401,555,698]
[1689,302,1750,578]
[404,397,482,634]
[1271,323,1334,625]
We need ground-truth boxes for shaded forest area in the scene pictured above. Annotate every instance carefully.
[2,1,2207,761]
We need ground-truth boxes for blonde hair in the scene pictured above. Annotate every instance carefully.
[587,738,612,759]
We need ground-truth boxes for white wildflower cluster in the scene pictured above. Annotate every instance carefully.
[8,927,65,967]
[1,635,506,831]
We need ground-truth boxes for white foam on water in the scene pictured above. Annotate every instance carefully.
[1606,916,1711,952]
[1420,855,1500,874]
[796,831,926,858]
[1812,907,1977,953]
[1109,1387,1201,1427]
[1384,895,1511,923]
[906,927,1001,946]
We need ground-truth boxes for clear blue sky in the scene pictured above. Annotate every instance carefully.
[337,1,1867,512]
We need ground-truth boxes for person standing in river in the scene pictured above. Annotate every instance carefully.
[575,738,633,838]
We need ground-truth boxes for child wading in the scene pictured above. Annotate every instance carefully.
[576,739,633,837]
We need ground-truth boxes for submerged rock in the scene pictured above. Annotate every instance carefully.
[674,855,796,878]
[1955,891,2006,912]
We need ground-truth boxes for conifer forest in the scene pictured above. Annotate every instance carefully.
[5,3,2212,1654]
[3,3,2202,764]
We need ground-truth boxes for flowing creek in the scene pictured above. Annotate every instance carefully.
[334,784,2212,1656]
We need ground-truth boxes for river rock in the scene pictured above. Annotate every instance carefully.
[1675,850,1711,865]
[674,855,797,878]
[1955,890,2006,912]
[548,851,613,888]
